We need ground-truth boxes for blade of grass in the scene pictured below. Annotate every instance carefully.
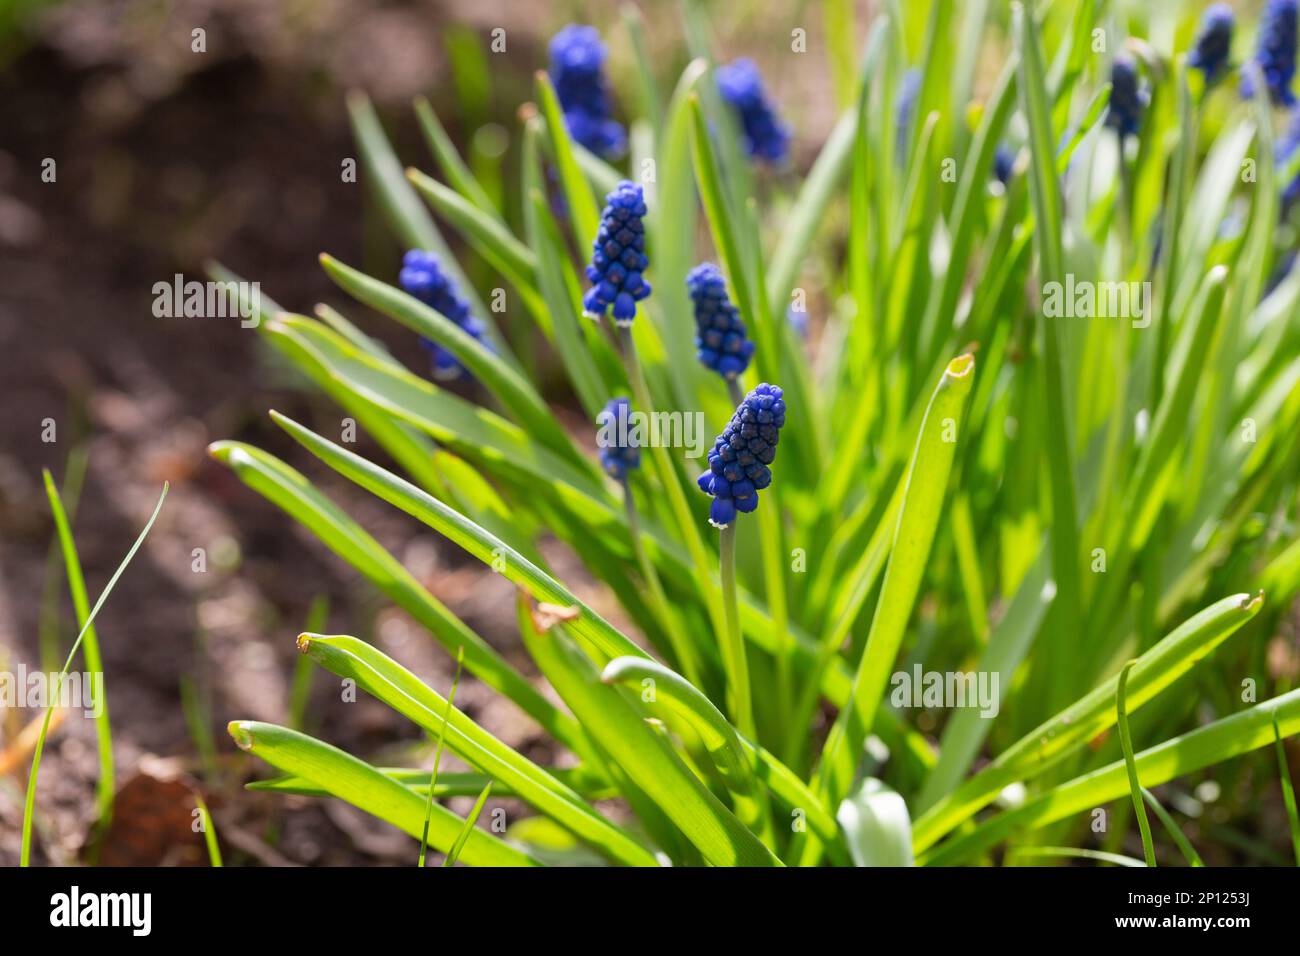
[444,780,493,867]
[193,793,223,867]
[42,470,115,849]
[21,482,167,866]
[1275,711,1300,866]
[1141,788,1203,867]
[1117,660,1157,867]
[419,647,463,867]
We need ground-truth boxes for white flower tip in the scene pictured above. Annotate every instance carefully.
[614,317,635,329]
[708,519,730,530]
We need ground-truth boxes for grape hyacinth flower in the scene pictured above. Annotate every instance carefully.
[1241,0,1297,106]
[1188,4,1235,84]
[716,58,791,164]
[993,143,1016,186]
[548,24,626,158]
[1105,55,1148,140]
[398,250,493,380]
[895,69,921,163]
[687,263,755,381]
[697,383,786,529]
[582,181,651,327]
[596,396,641,480]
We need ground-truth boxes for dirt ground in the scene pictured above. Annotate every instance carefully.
[0,0,599,866]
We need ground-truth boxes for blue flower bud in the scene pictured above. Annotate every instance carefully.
[583,181,651,327]
[1105,55,1148,140]
[548,24,627,158]
[1189,4,1235,84]
[716,58,791,164]
[597,396,640,480]
[1241,0,1297,106]
[697,383,786,528]
[399,249,493,381]
[687,263,755,381]
[993,143,1016,185]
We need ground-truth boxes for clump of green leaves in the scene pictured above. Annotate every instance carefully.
[215,1,1300,866]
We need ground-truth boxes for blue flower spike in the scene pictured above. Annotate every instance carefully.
[716,58,791,164]
[548,24,626,159]
[1188,4,1235,84]
[1241,0,1297,106]
[597,396,641,481]
[398,250,493,380]
[583,181,651,327]
[697,384,786,529]
[1105,55,1148,140]
[687,263,755,381]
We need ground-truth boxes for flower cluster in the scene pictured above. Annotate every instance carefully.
[1188,4,1235,84]
[398,250,493,380]
[583,181,651,326]
[1105,56,1147,140]
[697,384,786,528]
[548,24,626,158]
[716,58,790,164]
[596,396,640,480]
[1241,0,1297,106]
[687,263,755,380]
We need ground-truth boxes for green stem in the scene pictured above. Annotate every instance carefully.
[617,327,731,703]
[719,523,756,740]
[419,647,463,867]
[622,476,705,688]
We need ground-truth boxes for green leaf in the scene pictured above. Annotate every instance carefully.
[915,592,1265,855]
[444,781,494,867]
[515,595,780,867]
[317,256,576,464]
[208,439,582,750]
[1117,660,1157,867]
[413,96,499,218]
[1275,711,1300,866]
[816,354,975,812]
[535,70,601,255]
[228,720,537,867]
[921,684,1300,865]
[297,633,656,866]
